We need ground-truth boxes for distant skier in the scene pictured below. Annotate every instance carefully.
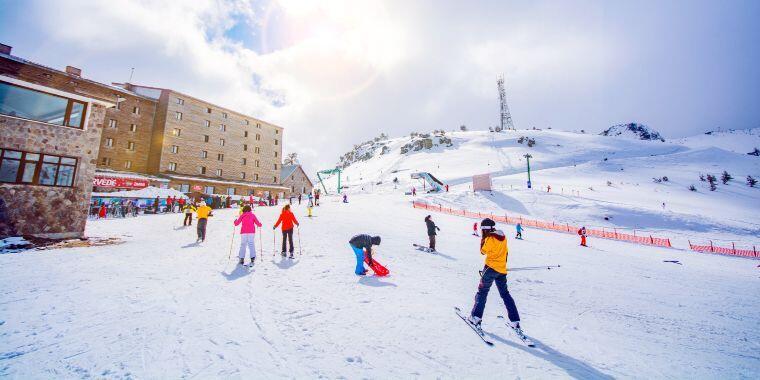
[98,203,107,219]
[234,205,262,266]
[343,194,348,203]
[315,191,320,206]
[348,234,382,275]
[467,218,524,334]
[515,223,523,239]
[424,215,440,252]
[298,194,302,205]
[445,184,449,192]
[578,226,588,247]
[473,222,479,236]
[273,204,300,258]
[182,202,196,226]
[412,187,417,196]
[195,201,213,242]
[307,198,314,217]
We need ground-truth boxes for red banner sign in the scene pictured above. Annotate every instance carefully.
[93,176,149,189]
[192,185,203,191]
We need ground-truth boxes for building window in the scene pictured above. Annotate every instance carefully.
[254,147,260,154]
[127,141,135,151]
[101,157,111,166]
[169,162,177,171]
[133,106,139,115]
[176,98,184,105]
[273,176,277,183]
[275,139,279,145]
[275,129,279,134]
[179,183,190,192]
[171,145,179,154]
[0,81,87,129]
[175,111,182,120]
[114,98,121,110]
[204,120,210,127]
[220,124,226,132]
[241,158,247,165]
[172,128,181,137]
[206,107,212,114]
[105,138,114,147]
[256,123,261,128]
[255,160,259,168]
[204,186,214,194]
[216,169,223,176]
[244,119,249,125]
[203,135,209,142]
[222,112,228,119]
[227,187,235,195]
[217,153,224,162]
[199,166,206,175]
[240,172,246,179]
[108,119,117,128]
[254,173,259,180]
[244,131,248,137]
[124,160,132,169]
[0,149,77,187]
[201,150,208,158]
[219,138,225,146]
[243,144,248,151]
[129,124,137,132]
[274,152,278,158]
[255,134,261,141]
[274,163,278,170]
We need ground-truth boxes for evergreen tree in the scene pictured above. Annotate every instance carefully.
[721,171,732,184]
[706,174,717,191]
[748,175,757,188]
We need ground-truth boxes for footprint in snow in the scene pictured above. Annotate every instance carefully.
[345,356,363,363]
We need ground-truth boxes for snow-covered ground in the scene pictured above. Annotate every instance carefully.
[1,194,759,378]
[325,128,760,247]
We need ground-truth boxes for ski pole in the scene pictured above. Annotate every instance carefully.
[297,226,302,256]
[227,224,236,261]
[272,230,276,258]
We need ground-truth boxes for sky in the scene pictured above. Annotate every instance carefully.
[1,0,759,174]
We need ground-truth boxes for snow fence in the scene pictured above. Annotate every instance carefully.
[412,200,759,259]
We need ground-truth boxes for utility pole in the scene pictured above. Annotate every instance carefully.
[497,75,516,131]
[523,153,532,188]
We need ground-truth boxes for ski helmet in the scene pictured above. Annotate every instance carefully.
[481,218,496,231]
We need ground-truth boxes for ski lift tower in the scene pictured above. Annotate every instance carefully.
[317,168,342,195]
[497,75,516,131]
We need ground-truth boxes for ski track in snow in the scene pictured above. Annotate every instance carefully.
[0,194,759,378]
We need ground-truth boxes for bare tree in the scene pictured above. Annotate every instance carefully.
[284,152,299,166]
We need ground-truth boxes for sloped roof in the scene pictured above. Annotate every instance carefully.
[280,165,313,187]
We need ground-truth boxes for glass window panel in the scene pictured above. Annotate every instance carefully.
[56,165,75,186]
[21,162,36,183]
[4,150,22,159]
[0,82,68,125]
[43,155,60,163]
[60,157,76,165]
[25,153,40,161]
[38,163,58,185]
[67,101,85,128]
[0,158,20,182]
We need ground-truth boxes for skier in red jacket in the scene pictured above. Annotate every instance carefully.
[274,204,300,258]
[578,226,588,247]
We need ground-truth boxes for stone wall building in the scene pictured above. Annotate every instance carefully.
[0,44,116,238]
[280,165,314,197]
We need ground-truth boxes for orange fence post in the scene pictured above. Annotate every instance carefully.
[732,242,736,255]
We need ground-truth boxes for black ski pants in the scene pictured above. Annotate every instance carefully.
[184,213,193,226]
[281,229,294,253]
[197,218,208,241]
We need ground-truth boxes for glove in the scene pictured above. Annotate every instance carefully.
[272,226,276,230]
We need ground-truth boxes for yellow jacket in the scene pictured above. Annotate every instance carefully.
[196,205,213,219]
[481,230,509,274]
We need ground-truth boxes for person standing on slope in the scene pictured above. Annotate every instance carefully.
[467,218,523,332]
[273,204,300,258]
[473,222,479,236]
[195,201,213,242]
[182,202,196,226]
[348,234,381,275]
[424,215,440,252]
[234,205,263,266]
[515,223,523,239]
[578,226,588,247]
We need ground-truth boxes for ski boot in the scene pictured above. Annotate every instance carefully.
[238,257,244,265]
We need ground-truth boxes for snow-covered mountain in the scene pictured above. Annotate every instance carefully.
[322,127,760,246]
[600,122,665,141]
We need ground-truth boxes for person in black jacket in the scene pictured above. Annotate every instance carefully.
[424,215,440,251]
[349,234,381,275]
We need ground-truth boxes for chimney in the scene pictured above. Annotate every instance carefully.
[0,43,11,55]
[65,66,82,77]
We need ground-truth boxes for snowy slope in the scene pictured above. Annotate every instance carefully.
[323,128,760,246]
[1,196,758,378]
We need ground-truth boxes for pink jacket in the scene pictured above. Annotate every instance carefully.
[234,212,262,234]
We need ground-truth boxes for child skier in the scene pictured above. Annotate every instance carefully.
[195,201,213,242]
[472,222,479,236]
[515,223,523,239]
[182,202,196,226]
[234,205,262,266]
[467,218,524,334]
[348,234,381,275]
[578,226,588,247]
[343,194,348,203]
[424,215,440,252]
[273,204,300,258]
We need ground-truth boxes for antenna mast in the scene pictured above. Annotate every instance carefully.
[497,75,515,131]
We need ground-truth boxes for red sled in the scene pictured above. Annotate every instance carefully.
[364,256,389,277]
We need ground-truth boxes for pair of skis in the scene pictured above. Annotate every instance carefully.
[454,307,534,347]
[412,243,437,253]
